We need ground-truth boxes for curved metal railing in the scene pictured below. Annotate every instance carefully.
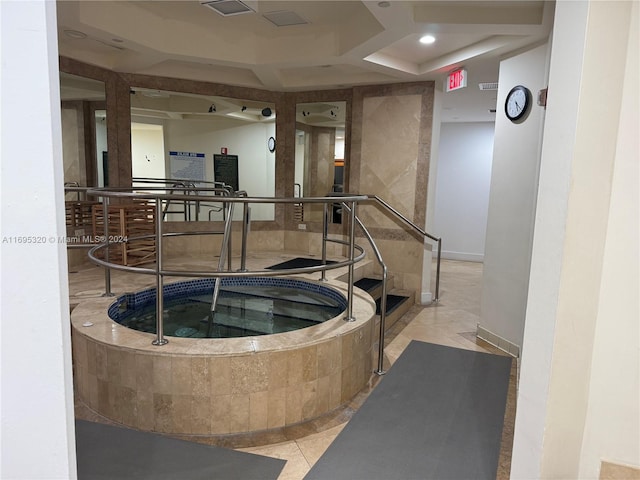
[84,187,368,345]
[64,184,441,373]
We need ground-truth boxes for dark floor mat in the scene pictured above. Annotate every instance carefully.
[304,341,512,480]
[265,257,336,270]
[75,420,286,480]
[354,277,383,292]
[375,294,409,315]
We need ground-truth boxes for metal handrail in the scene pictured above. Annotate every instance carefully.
[75,184,441,378]
[364,194,441,302]
[132,178,231,221]
[85,187,369,346]
[210,201,234,313]
[341,201,388,375]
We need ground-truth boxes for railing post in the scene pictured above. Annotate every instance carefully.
[321,202,329,282]
[435,238,442,302]
[344,200,357,322]
[239,201,249,272]
[375,265,388,375]
[101,195,113,297]
[211,202,235,312]
[152,199,168,346]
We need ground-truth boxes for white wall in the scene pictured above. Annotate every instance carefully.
[479,42,549,349]
[579,4,639,474]
[512,1,639,478]
[0,1,77,477]
[131,123,165,179]
[433,122,494,262]
[164,119,275,220]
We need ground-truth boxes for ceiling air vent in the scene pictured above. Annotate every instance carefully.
[263,10,309,27]
[478,82,499,91]
[201,1,254,16]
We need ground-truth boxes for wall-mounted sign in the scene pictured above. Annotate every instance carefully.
[213,154,239,192]
[169,151,205,180]
[445,68,467,92]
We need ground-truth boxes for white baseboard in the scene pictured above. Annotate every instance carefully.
[476,325,520,357]
[420,291,433,304]
[441,250,484,262]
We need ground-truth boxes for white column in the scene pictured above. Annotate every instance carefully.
[0,1,77,478]
[512,0,637,477]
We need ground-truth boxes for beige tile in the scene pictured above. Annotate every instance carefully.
[153,393,173,433]
[296,424,345,467]
[267,387,287,429]
[301,380,318,421]
[249,390,269,431]
[120,349,137,389]
[286,350,303,387]
[171,356,192,395]
[172,394,193,434]
[268,351,289,390]
[229,393,250,433]
[285,386,302,425]
[230,355,268,395]
[301,345,318,382]
[210,394,231,434]
[240,441,310,480]
[209,356,231,395]
[95,343,108,381]
[600,461,640,480]
[152,355,172,394]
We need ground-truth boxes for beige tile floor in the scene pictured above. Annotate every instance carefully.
[71,254,517,480]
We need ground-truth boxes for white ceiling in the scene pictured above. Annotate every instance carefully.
[56,0,554,122]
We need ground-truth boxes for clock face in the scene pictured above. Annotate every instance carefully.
[505,85,531,122]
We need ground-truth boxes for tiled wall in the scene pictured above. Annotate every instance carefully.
[72,330,371,434]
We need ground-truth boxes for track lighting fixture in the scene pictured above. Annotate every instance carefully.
[208,104,216,112]
[241,106,247,112]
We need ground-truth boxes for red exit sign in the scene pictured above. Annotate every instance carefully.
[445,68,467,92]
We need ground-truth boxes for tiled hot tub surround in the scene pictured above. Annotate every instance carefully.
[71,278,375,435]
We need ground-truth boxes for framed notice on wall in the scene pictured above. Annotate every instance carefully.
[213,154,239,192]
[169,151,205,181]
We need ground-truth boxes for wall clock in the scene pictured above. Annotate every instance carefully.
[268,136,276,153]
[504,85,532,123]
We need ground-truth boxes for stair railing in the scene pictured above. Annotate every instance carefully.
[365,195,441,303]
[340,202,389,375]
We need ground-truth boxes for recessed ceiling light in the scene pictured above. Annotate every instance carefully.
[64,30,87,39]
[419,35,436,45]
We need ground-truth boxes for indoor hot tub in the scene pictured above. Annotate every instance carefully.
[70,276,375,436]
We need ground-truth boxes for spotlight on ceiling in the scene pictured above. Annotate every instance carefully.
[419,34,436,45]
[241,106,247,112]
[261,107,272,117]
[208,104,216,113]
